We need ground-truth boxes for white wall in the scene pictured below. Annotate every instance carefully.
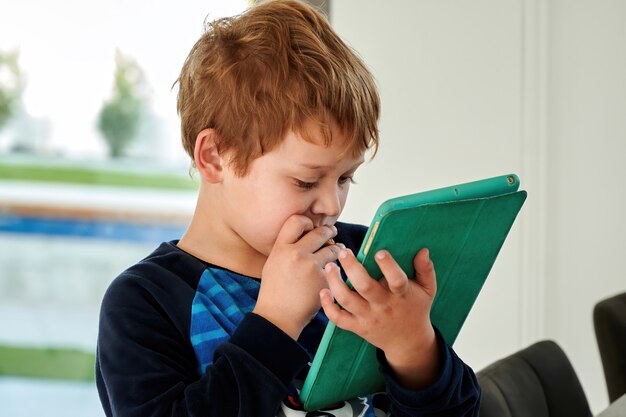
[332,0,626,413]
[546,0,626,412]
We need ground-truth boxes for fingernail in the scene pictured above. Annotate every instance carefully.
[324,263,333,272]
[337,243,346,249]
[339,249,348,259]
[424,248,430,260]
[375,250,386,260]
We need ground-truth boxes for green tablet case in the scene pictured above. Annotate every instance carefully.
[300,174,527,411]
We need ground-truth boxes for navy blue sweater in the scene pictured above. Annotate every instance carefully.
[96,222,480,416]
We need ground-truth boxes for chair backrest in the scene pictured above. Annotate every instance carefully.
[476,340,592,417]
[594,291,626,403]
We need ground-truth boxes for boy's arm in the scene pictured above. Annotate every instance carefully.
[96,275,309,417]
[376,329,481,417]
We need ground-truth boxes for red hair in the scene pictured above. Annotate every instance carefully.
[175,0,380,175]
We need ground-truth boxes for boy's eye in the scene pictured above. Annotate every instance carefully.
[294,176,356,190]
[338,176,356,186]
[295,179,317,190]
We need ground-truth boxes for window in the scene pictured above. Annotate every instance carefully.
[0,2,248,415]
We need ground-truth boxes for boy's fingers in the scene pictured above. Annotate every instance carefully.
[320,288,356,331]
[299,224,337,253]
[413,248,437,295]
[338,248,387,303]
[314,245,342,271]
[335,248,362,274]
[274,215,314,245]
[324,261,367,314]
[374,250,409,295]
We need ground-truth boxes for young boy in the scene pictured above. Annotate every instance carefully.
[96,1,481,416]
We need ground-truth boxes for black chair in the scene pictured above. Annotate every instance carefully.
[594,291,626,403]
[476,340,592,417]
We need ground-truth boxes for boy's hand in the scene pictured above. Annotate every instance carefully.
[254,215,341,340]
[320,248,440,390]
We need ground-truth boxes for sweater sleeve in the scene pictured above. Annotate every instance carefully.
[96,273,310,417]
[377,327,481,417]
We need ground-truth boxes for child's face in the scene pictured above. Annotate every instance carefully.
[220,120,364,257]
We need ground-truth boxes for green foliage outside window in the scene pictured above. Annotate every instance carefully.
[97,50,148,158]
[0,50,24,132]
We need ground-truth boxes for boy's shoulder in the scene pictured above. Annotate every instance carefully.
[101,241,207,313]
[112,241,205,284]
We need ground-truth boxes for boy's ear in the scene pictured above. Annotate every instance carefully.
[194,128,225,183]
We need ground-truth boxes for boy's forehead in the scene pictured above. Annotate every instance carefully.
[278,131,365,169]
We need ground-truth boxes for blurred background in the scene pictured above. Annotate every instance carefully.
[0,0,245,415]
[1,0,625,416]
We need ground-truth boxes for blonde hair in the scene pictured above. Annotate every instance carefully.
[175,0,380,175]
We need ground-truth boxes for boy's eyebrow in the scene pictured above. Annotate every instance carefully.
[300,163,329,170]
[299,160,364,171]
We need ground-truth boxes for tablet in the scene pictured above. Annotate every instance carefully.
[299,174,527,410]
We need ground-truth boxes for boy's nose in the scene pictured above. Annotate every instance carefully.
[311,186,342,218]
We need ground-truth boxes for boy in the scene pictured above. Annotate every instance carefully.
[95,1,481,416]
